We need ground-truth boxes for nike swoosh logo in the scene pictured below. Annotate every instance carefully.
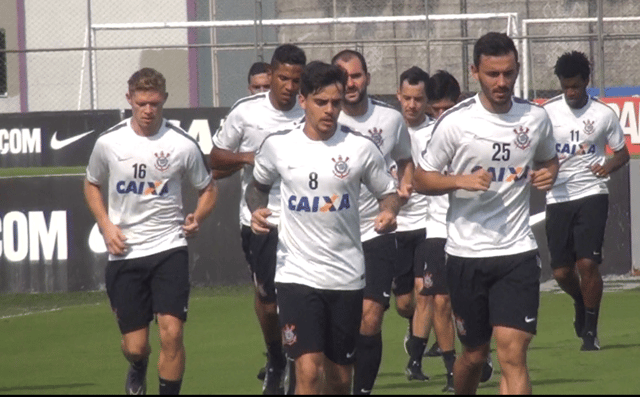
[382,292,390,298]
[346,350,355,359]
[50,130,95,150]
[525,316,536,323]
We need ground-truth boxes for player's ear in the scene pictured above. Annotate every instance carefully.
[126,91,132,105]
[298,93,306,110]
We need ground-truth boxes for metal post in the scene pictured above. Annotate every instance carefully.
[254,0,264,62]
[210,0,219,107]
[424,0,430,72]
[87,0,95,110]
[460,0,468,92]
[597,0,605,97]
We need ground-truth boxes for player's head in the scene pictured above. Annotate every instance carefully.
[427,70,461,119]
[269,44,306,111]
[471,32,519,113]
[126,68,168,134]
[331,49,370,106]
[554,51,591,109]
[299,61,347,139]
[397,66,429,127]
[247,61,271,95]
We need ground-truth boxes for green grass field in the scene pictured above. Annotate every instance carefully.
[0,284,639,394]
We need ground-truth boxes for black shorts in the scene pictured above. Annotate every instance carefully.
[393,229,426,296]
[545,194,609,269]
[363,233,397,308]
[105,247,190,335]
[241,225,278,303]
[275,282,363,365]
[446,250,541,348]
[419,238,449,296]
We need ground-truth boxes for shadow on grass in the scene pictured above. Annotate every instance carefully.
[600,343,640,350]
[0,383,94,392]
[531,378,591,386]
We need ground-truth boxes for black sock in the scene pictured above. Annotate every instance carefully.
[131,358,147,371]
[584,307,599,336]
[159,378,182,395]
[267,340,286,369]
[442,350,456,376]
[353,333,383,395]
[407,335,427,364]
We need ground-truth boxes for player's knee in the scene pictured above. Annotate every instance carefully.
[552,266,573,282]
[360,300,384,334]
[394,293,414,318]
[575,258,600,278]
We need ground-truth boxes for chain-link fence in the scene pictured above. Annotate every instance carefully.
[2,0,640,113]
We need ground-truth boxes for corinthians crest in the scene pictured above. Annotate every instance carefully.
[513,126,531,150]
[332,155,350,179]
[154,151,171,172]
[282,324,297,346]
[583,119,595,135]
[367,127,384,148]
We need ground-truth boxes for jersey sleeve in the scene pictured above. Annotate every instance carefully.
[390,120,412,162]
[419,121,456,172]
[253,136,280,186]
[361,141,397,199]
[211,107,244,151]
[605,110,627,152]
[186,143,213,190]
[85,137,108,186]
[534,112,558,163]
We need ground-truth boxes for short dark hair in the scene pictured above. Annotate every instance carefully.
[128,68,166,94]
[554,51,590,81]
[427,70,461,103]
[271,44,306,69]
[473,32,518,67]
[399,66,430,93]
[300,61,347,97]
[331,49,368,75]
[247,62,270,83]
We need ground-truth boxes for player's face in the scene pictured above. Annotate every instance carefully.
[428,97,457,119]
[472,52,519,113]
[248,72,271,95]
[335,57,370,106]
[270,63,304,111]
[397,81,428,127]
[559,75,589,109]
[126,89,168,135]
[300,83,343,140]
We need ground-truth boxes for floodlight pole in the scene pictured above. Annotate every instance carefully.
[87,0,95,110]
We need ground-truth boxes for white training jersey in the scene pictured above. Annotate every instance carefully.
[253,123,397,290]
[415,118,449,239]
[86,118,212,261]
[212,92,304,227]
[543,95,626,204]
[396,118,432,232]
[420,94,557,258]
[338,97,412,241]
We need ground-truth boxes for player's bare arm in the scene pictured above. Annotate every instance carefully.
[591,146,630,177]
[531,155,559,191]
[183,180,219,238]
[414,166,492,195]
[209,145,255,172]
[83,179,128,256]
[396,158,414,200]
[245,177,275,234]
[212,164,245,180]
[374,192,401,234]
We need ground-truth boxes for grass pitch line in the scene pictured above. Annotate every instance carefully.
[0,307,62,320]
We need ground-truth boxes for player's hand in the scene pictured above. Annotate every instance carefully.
[102,222,128,256]
[374,210,397,234]
[182,213,200,238]
[458,168,492,191]
[397,181,413,200]
[531,168,555,191]
[251,208,275,235]
[590,163,608,178]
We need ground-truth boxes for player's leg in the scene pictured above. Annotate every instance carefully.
[493,326,533,394]
[353,234,396,395]
[294,352,324,394]
[105,256,154,395]
[152,248,190,395]
[573,194,609,350]
[405,278,431,381]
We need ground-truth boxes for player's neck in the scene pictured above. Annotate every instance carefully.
[131,118,162,137]
[478,92,512,114]
[341,95,369,117]
[405,114,426,128]
[303,124,336,141]
[269,91,296,112]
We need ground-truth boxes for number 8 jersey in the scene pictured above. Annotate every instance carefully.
[86,118,212,261]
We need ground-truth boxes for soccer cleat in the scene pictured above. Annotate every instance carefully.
[262,359,285,395]
[125,357,148,395]
[424,342,443,357]
[580,332,600,351]
[442,373,454,393]
[480,355,494,383]
[283,357,296,395]
[405,360,430,381]
[257,352,268,381]
[573,302,585,338]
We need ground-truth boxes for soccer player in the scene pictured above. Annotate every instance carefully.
[248,61,272,95]
[84,67,218,395]
[543,51,629,351]
[246,60,400,394]
[209,44,306,394]
[331,49,413,395]
[414,32,559,394]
